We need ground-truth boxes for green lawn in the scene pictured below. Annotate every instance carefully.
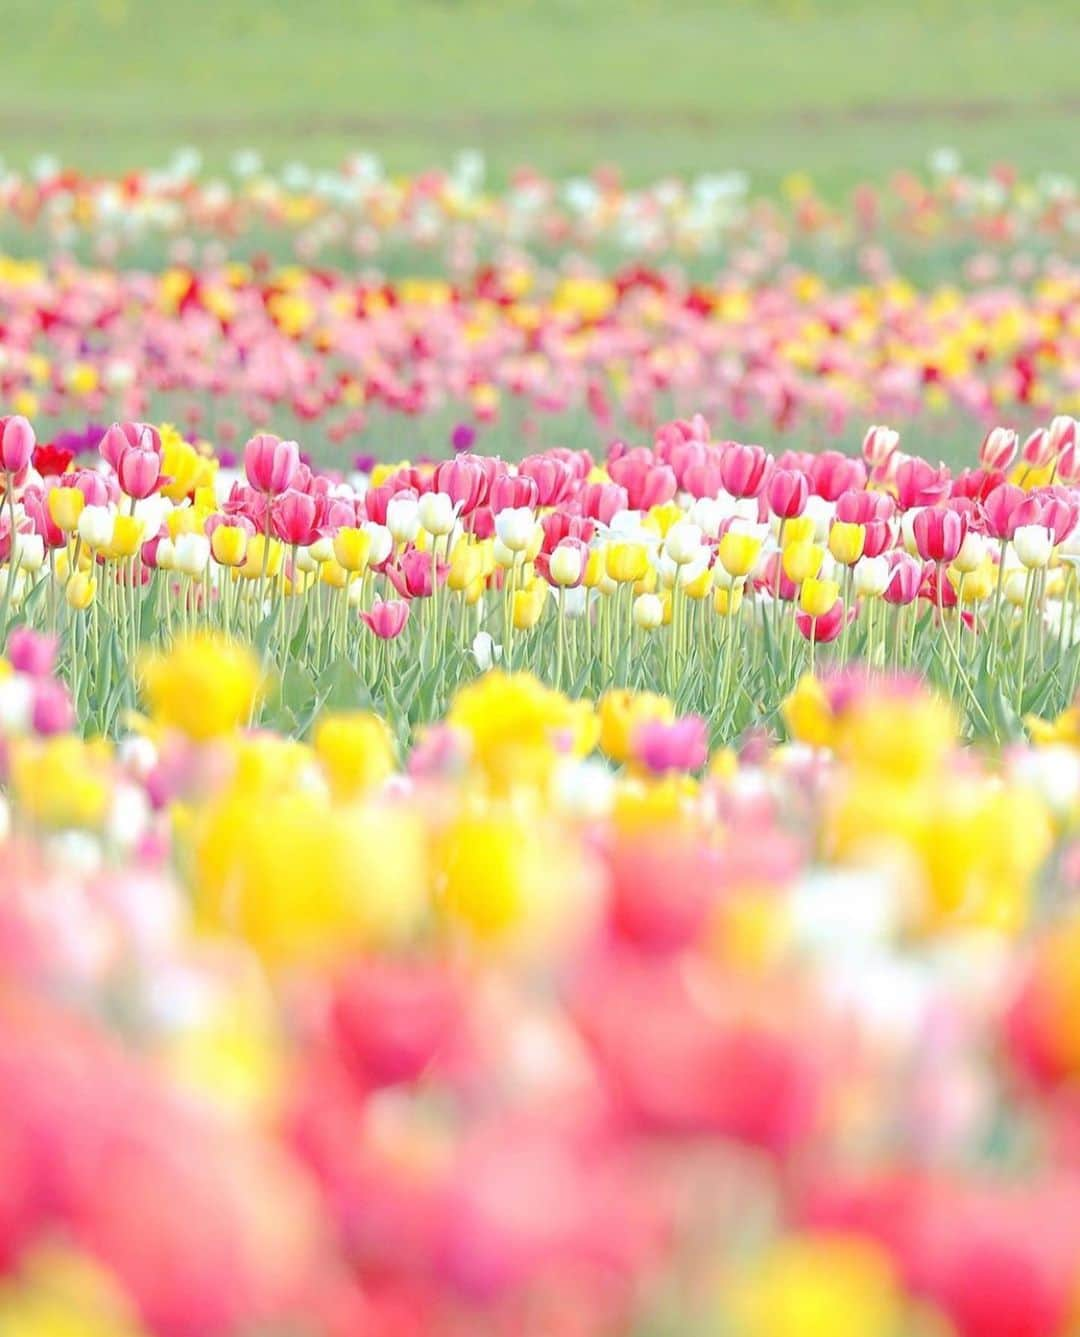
[0,0,1077,193]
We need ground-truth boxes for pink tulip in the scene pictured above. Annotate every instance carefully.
[271,488,319,546]
[633,715,709,774]
[810,450,866,501]
[99,421,160,472]
[1021,428,1055,469]
[979,426,1019,472]
[578,481,630,525]
[361,599,410,639]
[117,445,163,499]
[0,416,35,474]
[31,678,74,735]
[766,469,809,520]
[432,456,488,515]
[719,443,770,499]
[796,598,849,643]
[913,507,968,564]
[982,483,1027,540]
[488,472,540,514]
[7,627,58,677]
[895,456,951,509]
[883,551,923,605]
[244,433,300,495]
[519,454,575,507]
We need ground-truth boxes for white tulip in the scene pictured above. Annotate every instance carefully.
[663,520,704,566]
[0,675,33,735]
[952,530,987,575]
[362,521,393,568]
[154,538,177,571]
[472,631,503,671]
[853,555,889,598]
[803,494,835,543]
[494,506,536,553]
[294,546,319,574]
[174,532,210,576]
[386,495,420,544]
[689,497,725,539]
[1013,524,1053,570]
[549,542,584,587]
[633,592,664,630]
[308,536,334,564]
[13,532,45,572]
[77,504,115,549]
[417,490,456,537]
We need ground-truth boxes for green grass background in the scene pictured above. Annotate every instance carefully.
[1,0,1077,192]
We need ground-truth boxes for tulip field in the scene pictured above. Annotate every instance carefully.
[2,131,1080,1336]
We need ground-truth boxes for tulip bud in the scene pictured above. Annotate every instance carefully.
[362,521,393,567]
[333,526,373,574]
[606,541,650,584]
[417,491,457,537]
[48,486,85,532]
[77,504,115,550]
[799,577,840,617]
[0,415,35,474]
[66,571,97,610]
[386,495,420,544]
[952,530,987,575]
[109,514,144,559]
[663,521,704,566]
[210,523,250,567]
[1013,524,1053,570]
[852,555,889,598]
[827,521,865,566]
[494,506,536,553]
[783,541,824,584]
[633,592,664,630]
[718,529,763,579]
[549,540,585,588]
[12,531,45,573]
[174,532,211,576]
[471,631,503,671]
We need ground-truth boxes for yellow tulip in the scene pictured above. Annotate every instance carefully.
[65,571,96,610]
[138,633,263,740]
[598,688,674,764]
[210,523,250,568]
[332,526,372,574]
[313,711,396,799]
[799,577,840,617]
[828,521,866,566]
[718,530,763,579]
[606,541,649,584]
[783,541,824,584]
[47,486,85,532]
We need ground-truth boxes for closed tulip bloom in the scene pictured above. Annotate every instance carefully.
[417,490,457,537]
[472,631,503,671]
[607,541,650,584]
[780,514,816,547]
[271,489,319,546]
[386,494,421,544]
[174,532,211,576]
[109,514,144,558]
[47,485,86,533]
[633,592,664,630]
[861,424,899,468]
[549,539,586,588]
[1014,524,1053,570]
[800,576,840,617]
[361,598,410,639]
[828,521,866,566]
[244,433,299,495]
[77,504,115,549]
[912,506,967,564]
[714,584,744,617]
[512,582,545,630]
[719,443,770,498]
[333,525,372,573]
[12,531,45,572]
[66,571,96,610]
[718,528,764,578]
[494,505,536,553]
[0,415,35,474]
[952,529,987,575]
[447,537,485,590]
[979,426,1019,472]
[797,597,847,642]
[783,540,824,584]
[766,468,809,520]
[210,522,251,567]
[663,520,704,566]
[853,555,889,597]
[882,552,922,605]
[117,445,163,499]
[359,520,392,568]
